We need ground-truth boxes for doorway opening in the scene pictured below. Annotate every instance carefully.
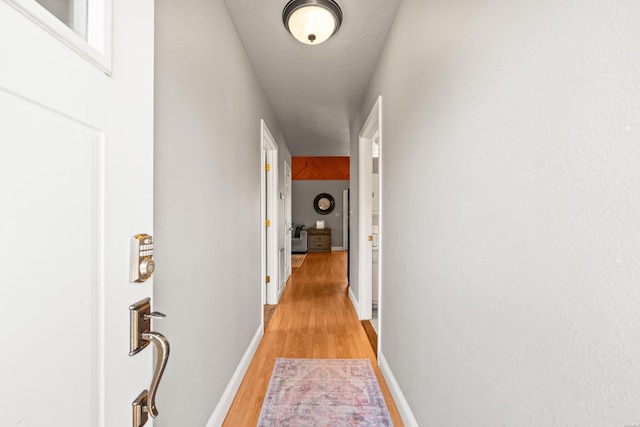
[284,160,292,282]
[358,96,382,357]
[261,119,279,332]
[371,131,380,334]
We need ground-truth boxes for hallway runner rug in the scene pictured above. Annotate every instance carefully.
[291,253,307,268]
[257,358,393,427]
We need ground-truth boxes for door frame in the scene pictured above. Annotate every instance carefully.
[284,160,292,280]
[358,96,382,324]
[261,119,279,308]
[342,189,349,251]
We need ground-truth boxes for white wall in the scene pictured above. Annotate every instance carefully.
[154,0,289,425]
[359,0,640,425]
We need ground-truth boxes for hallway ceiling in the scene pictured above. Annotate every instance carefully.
[223,0,402,156]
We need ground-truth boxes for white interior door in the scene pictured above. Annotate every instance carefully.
[0,1,156,426]
[284,161,292,279]
[359,136,374,321]
[358,96,382,321]
[261,120,279,305]
[372,136,380,310]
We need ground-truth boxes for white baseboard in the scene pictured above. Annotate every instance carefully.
[277,280,287,300]
[348,286,360,317]
[331,246,345,251]
[205,326,263,427]
[379,351,419,427]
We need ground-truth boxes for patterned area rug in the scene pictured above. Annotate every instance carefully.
[291,253,307,268]
[257,358,393,427]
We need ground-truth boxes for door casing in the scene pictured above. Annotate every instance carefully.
[284,160,292,280]
[358,97,382,330]
[261,119,279,307]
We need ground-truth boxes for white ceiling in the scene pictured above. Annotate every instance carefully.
[223,0,402,156]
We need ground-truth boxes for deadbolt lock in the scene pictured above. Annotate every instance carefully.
[131,234,155,283]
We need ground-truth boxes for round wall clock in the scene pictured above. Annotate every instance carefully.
[313,193,335,215]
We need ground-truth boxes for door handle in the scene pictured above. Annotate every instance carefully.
[130,298,170,426]
[141,331,170,417]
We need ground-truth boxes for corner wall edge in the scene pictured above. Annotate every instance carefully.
[379,351,419,427]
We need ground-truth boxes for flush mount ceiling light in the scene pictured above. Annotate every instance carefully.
[283,0,343,45]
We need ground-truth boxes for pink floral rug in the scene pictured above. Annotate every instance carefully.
[257,358,393,426]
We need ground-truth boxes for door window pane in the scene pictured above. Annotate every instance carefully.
[35,0,87,39]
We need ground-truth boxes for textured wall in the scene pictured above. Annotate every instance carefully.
[154,1,289,425]
[360,0,640,425]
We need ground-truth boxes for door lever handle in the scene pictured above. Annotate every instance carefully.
[130,298,170,426]
[144,311,166,320]
[141,331,170,418]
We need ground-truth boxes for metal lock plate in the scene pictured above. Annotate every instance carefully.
[129,298,169,426]
[129,298,152,356]
[132,390,149,427]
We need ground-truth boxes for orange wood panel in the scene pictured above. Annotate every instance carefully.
[292,156,350,180]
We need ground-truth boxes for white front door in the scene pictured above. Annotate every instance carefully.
[0,1,157,426]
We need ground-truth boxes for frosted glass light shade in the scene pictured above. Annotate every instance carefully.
[283,0,342,45]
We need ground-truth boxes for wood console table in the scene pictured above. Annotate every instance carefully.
[307,227,331,253]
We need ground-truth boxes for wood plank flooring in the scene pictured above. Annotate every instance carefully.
[362,319,378,355]
[223,251,403,426]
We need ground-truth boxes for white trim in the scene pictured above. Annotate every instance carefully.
[260,120,279,306]
[331,246,345,251]
[342,189,349,250]
[2,0,112,74]
[284,160,292,280]
[205,326,263,427]
[278,248,286,295]
[379,351,419,427]
[88,0,111,67]
[277,273,286,300]
[358,96,382,320]
[268,149,278,301]
[72,0,88,40]
[260,133,266,314]
[348,286,360,316]
[375,115,384,361]
[96,131,106,427]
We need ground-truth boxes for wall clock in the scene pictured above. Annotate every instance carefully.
[313,193,335,215]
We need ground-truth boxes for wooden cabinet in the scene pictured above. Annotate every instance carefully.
[307,227,331,253]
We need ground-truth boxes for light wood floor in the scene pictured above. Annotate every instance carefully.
[223,251,404,426]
